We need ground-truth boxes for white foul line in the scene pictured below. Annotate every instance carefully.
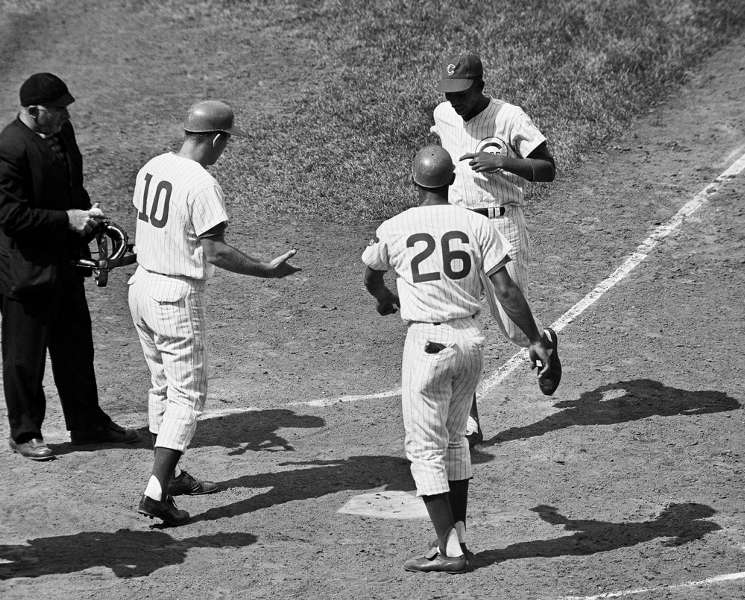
[553,571,745,600]
[477,152,745,397]
[298,151,745,407]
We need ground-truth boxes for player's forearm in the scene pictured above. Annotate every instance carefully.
[500,157,555,182]
[364,267,394,302]
[206,243,274,277]
[489,273,542,344]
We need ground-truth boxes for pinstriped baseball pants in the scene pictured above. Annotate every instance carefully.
[128,269,208,453]
[402,318,485,496]
[489,204,542,346]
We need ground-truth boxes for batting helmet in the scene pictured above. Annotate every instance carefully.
[412,145,455,189]
[183,100,245,137]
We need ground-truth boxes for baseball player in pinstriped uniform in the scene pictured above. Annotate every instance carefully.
[430,52,562,446]
[362,145,551,573]
[130,100,300,526]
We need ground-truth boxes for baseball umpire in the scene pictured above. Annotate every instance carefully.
[430,52,562,446]
[0,73,139,461]
[362,145,552,573]
[129,100,300,526]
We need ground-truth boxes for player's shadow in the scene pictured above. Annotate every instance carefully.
[48,408,325,456]
[0,529,256,580]
[189,454,417,523]
[486,379,741,445]
[189,408,326,455]
[475,502,719,568]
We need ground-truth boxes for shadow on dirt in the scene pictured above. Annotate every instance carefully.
[475,502,720,568]
[47,408,325,456]
[486,379,741,445]
[0,529,257,580]
[189,409,326,454]
[190,455,416,523]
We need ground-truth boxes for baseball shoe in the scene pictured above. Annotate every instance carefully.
[70,421,140,445]
[9,437,54,461]
[404,544,473,574]
[537,328,562,395]
[466,416,483,448]
[138,494,190,526]
[168,470,220,496]
[427,540,474,564]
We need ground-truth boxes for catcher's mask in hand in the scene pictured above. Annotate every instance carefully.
[76,220,137,287]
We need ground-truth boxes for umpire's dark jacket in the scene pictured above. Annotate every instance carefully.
[0,117,91,300]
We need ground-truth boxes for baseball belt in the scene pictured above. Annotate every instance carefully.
[469,206,505,218]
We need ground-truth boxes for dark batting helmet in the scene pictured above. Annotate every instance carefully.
[412,145,455,189]
[183,100,245,136]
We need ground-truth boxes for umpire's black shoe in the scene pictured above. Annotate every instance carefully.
[9,437,54,461]
[70,421,140,445]
[138,494,190,526]
[537,328,562,396]
[168,470,220,496]
[404,546,473,574]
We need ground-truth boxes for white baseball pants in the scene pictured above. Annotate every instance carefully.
[128,267,208,452]
[402,318,485,496]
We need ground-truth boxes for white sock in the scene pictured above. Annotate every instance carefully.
[455,521,467,545]
[144,475,163,501]
[173,465,181,478]
[445,528,463,557]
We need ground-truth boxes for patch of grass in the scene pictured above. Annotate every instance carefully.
[127,1,745,221]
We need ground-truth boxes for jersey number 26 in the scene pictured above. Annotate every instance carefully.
[407,231,471,283]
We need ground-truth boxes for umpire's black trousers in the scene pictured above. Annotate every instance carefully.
[0,269,111,443]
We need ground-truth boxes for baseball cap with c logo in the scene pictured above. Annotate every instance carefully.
[437,53,483,93]
[438,53,484,92]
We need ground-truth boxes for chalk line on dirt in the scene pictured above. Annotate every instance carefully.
[551,570,745,600]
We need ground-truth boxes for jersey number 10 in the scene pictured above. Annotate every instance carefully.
[137,173,171,228]
[407,231,471,283]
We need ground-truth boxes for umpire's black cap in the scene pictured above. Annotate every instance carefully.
[20,73,75,107]
[438,53,483,93]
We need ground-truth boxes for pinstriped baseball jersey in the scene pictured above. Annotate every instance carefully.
[430,98,546,208]
[361,204,512,323]
[131,152,228,280]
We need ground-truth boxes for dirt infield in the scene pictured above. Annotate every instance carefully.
[1,3,745,600]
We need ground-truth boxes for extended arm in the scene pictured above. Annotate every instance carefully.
[364,267,399,315]
[200,229,299,278]
[488,265,551,369]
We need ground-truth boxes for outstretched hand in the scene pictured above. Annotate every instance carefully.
[269,249,301,278]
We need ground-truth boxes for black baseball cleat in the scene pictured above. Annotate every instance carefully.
[404,545,473,574]
[138,494,190,526]
[168,470,220,495]
[465,417,483,448]
[537,328,562,395]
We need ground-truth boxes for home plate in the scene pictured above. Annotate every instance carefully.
[338,490,429,520]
